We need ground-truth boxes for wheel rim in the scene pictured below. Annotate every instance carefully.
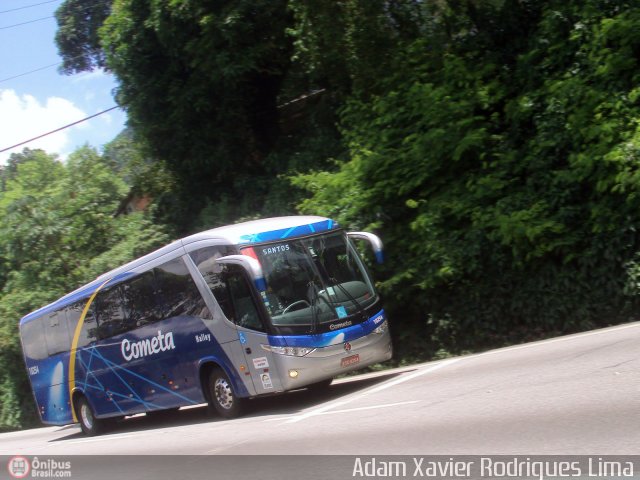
[214,377,234,410]
[80,402,93,429]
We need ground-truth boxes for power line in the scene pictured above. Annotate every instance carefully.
[0,62,61,84]
[2,1,110,31]
[0,105,121,154]
[0,15,54,30]
[0,52,98,84]
[0,0,58,15]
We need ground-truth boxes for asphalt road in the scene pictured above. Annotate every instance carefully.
[1,321,639,456]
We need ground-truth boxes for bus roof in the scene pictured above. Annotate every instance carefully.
[19,216,338,326]
[183,215,337,246]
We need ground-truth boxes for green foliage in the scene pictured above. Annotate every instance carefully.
[287,0,424,98]
[54,0,351,232]
[102,129,175,198]
[0,148,169,430]
[98,0,294,216]
[295,0,640,359]
[54,0,112,73]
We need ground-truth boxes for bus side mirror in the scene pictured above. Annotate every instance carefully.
[347,232,384,264]
[215,255,267,292]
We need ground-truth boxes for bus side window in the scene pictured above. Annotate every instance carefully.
[189,247,238,322]
[226,270,265,332]
[69,301,98,348]
[45,310,71,356]
[20,318,48,360]
[95,286,128,339]
[121,271,162,327]
[189,247,265,332]
[155,258,211,320]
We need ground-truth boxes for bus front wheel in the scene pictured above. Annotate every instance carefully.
[76,396,103,436]
[207,368,243,419]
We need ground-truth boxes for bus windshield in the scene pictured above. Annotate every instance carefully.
[243,232,378,333]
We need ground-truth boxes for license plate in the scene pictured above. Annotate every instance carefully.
[341,354,360,368]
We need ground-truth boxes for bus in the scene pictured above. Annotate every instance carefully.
[19,216,392,435]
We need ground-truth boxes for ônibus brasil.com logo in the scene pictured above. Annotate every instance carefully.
[7,456,72,478]
[7,457,30,479]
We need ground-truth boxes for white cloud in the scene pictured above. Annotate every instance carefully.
[0,89,87,164]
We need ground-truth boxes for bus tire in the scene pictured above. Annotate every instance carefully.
[76,396,103,436]
[207,368,243,419]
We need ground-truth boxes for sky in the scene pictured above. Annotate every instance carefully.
[0,0,127,164]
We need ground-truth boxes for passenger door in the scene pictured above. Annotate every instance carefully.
[188,246,281,395]
[223,269,282,394]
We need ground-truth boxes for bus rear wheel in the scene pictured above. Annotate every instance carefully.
[76,396,104,436]
[207,368,243,419]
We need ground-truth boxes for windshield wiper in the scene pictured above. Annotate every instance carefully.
[307,279,322,334]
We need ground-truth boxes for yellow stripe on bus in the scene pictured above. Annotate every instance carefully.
[68,279,111,423]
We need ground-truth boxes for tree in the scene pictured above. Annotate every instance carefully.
[53,1,432,235]
[287,0,424,98]
[0,147,169,429]
[102,1,294,221]
[54,0,112,74]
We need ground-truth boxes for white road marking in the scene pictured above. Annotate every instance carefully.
[315,400,420,416]
[262,400,420,422]
[282,358,460,424]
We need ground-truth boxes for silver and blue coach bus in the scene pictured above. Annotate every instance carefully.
[19,216,392,435]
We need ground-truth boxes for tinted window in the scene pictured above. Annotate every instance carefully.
[121,271,162,327]
[69,301,98,348]
[21,318,47,360]
[45,311,71,356]
[65,304,80,339]
[155,258,211,319]
[227,272,264,331]
[190,247,236,320]
[95,286,128,339]
[190,247,265,332]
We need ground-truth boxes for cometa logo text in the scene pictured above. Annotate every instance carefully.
[121,330,176,361]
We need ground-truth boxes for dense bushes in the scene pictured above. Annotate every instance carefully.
[294,0,640,358]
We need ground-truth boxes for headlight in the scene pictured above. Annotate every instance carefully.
[373,320,389,335]
[261,345,316,357]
